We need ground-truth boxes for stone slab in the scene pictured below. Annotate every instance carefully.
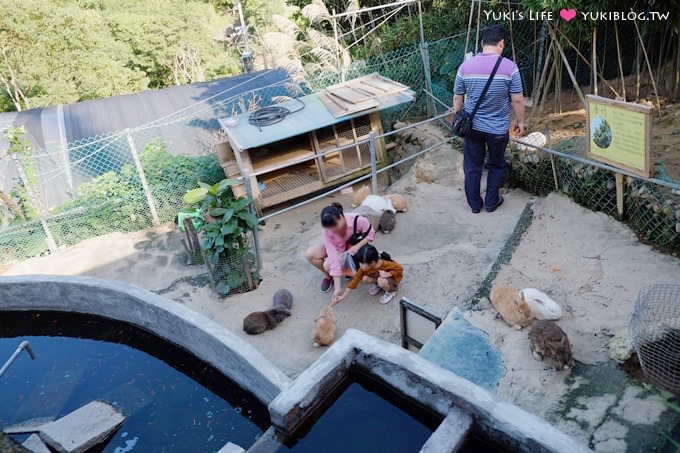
[420,308,505,392]
[22,434,51,453]
[217,441,246,453]
[39,401,125,453]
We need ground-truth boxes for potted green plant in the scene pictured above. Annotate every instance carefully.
[183,179,259,296]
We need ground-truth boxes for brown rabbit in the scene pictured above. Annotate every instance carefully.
[386,194,408,212]
[489,284,533,329]
[243,309,289,335]
[311,305,336,347]
[528,320,574,370]
[352,186,371,207]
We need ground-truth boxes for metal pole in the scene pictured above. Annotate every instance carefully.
[126,130,161,226]
[11,154,57,253]
[369,131,378,194]
[236,2,253,73]
[331,11,344,82]
[417,1,434,116]
[56,104,74,193]
[0,341,36,378]
[241,169,262,271]
[545,122,559,191]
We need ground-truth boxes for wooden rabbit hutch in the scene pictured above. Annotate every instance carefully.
[217,74,414,209]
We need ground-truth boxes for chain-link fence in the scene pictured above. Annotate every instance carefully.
[2,14,679,270]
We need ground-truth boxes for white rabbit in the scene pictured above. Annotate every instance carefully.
[521,288,562,320]
[360,194,395,213]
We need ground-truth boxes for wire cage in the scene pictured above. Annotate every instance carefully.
[629,284,680,393]
[202,235,260,297]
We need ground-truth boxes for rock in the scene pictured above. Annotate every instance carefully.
[608,330,633,363]
[217,442,245,453]
[393,121,407,130]
[0,433,27,453]
[385,141,398,151]
[22,434,50,453]
[39,401,126,453]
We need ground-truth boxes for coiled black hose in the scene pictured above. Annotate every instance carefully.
[248,98,306,131]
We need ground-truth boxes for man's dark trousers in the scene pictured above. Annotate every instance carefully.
[463,129,509,212]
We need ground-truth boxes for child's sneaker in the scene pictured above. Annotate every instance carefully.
[380,291,396,304]
[368,284,381,296]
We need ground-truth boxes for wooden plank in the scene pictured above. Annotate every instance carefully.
[615,172,625,220]
[251,147,315,174]
[326,86,373,104]
[319,92,379,118]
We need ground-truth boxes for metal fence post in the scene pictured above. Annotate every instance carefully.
[126,130,161,226]
[241,169,262,271]
[418,0,434,117]
[11,154,58,253]
[369,131,378,194]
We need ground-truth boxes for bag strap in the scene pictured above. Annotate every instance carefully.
[353,214,371,236]
[470,55,503,119]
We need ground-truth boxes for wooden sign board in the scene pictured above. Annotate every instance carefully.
[586,95,653,177]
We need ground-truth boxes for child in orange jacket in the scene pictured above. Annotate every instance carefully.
[337,244,403,305]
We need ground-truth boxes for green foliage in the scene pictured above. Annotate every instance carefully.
[0,0,248,112]
[100,0,241,88]
[0,0,148,111]
[2,127,39,220]
[184,179,259,295]
[49,139,224,247]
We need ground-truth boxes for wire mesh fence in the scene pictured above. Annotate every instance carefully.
[1,17,679,271]
[630,284,680,394]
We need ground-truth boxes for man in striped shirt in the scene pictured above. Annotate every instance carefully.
[451,26,525,213]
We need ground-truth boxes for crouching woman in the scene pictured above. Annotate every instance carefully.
[305,202,375,300]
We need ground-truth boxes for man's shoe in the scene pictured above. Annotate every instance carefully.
[486,196,504,213]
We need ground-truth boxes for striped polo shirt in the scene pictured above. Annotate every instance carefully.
[454,52,523,135]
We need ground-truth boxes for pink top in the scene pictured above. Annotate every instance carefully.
[322,212,375,277]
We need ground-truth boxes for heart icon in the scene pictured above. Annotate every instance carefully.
[560,8,577,21]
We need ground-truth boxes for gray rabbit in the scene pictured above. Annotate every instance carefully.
[378,210,396,234]
[272,289,293,314]
[528,320,574,370]
[243,289,294,335]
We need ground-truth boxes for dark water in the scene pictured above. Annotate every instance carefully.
[0,311,269,452]
[278,373,440,453]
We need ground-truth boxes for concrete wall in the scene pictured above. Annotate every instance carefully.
[0,275,290,404]
[269,329,592,453]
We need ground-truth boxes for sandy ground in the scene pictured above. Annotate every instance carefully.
[465,193,680,451]
[2,132,530,377]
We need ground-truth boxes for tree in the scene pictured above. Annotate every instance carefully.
[0,0,148,111]
[100,0,241,88]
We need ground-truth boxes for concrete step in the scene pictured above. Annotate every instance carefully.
[39,401,126,453]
